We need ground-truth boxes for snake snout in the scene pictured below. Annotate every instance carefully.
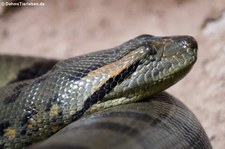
[187,36,198,50]
[174,36,198,50]
[162,36,198,58]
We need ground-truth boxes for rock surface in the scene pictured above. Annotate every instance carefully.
[0,0,225,148]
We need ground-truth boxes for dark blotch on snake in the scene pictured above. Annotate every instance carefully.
[3,90,21,104]
[9,61,57,84]
[20,107,38,126]
[45,95,59,112]
[20,128,27,135]
[0,121,10,136]
[3,83,28,104]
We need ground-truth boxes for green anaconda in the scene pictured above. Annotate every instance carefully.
[0,35,212,149]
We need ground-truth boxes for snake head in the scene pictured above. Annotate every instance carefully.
[103,34,198,102]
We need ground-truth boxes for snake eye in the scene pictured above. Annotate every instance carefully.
[145,46,157,55]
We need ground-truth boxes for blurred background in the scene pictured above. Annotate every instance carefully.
[0,0,225,148]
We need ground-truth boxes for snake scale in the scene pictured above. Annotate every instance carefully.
[0,35,212,149]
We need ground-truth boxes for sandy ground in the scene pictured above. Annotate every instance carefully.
[0,0,225,148]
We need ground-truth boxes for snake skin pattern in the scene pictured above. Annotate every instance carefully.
[0,35,212,149]
[30,92,212,149]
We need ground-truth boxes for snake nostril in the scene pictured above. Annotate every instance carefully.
[189,37,198,50]
[175,36,198,50]
[184,36,198,50]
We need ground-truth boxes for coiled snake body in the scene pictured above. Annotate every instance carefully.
[0,35,212,149]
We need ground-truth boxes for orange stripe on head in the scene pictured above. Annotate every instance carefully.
[84,47,147,93]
